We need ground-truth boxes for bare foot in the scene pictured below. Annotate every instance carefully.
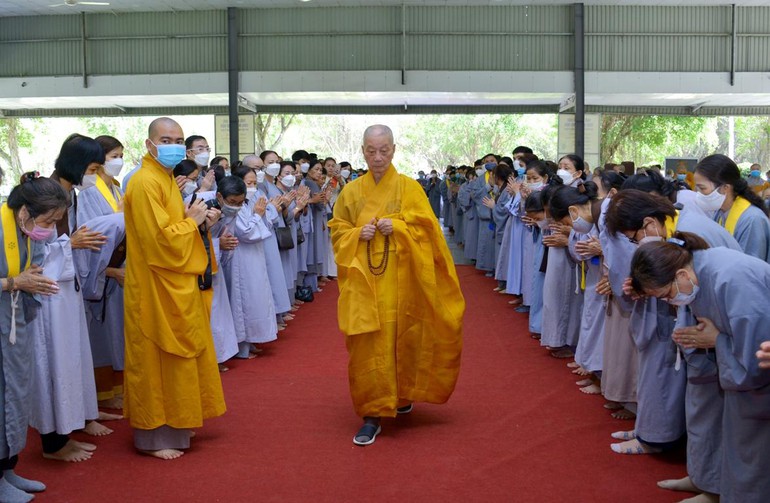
[580,383,602,395]
[657,476,698,493]
[98,411,123,421]
[604,401,624,411]
[576,378,593,387]
[71,440,97,451]
[283,314,295,321]
[42,441,93,462]
[249,346,263,355]
[82,421,113,436]
[566,361,580,369]
[611,430,636,440]
[611,408,637,420]
[610,438,662,455]
[572,366,591,376]
[138,448,184,460]
[551,348,574,359]
[98,397,123,410]
[290,306,300,312]
[679,493,719,503]
[218,363,229,372]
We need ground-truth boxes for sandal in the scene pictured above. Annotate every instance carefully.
[353,423,381,446]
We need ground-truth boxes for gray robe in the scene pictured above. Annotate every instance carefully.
[0,223,42,460]
[630,209,740,444]
[277,185,299,300]
[72,213,126,371]
[714,203,770,262]
[426,177,441,218]
[451,186,463,245]
[458,181,477,258]
[439,178,453,228]
[504,192,525,294]
[571,227,605,373]
[688,248,770,502]
[219,201,277,345]
[302,179,328,290]
[493,191,512,281]
[190,192,238,364]
[470,175,495,271]
[540,232,582,349]
[256,186,292,314]
[28,234,98,434]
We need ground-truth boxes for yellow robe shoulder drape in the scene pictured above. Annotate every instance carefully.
[329,165,465,412]
[123,153,225,430]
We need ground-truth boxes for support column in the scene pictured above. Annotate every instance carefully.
[227,7,239,163]
[574,3,585,159]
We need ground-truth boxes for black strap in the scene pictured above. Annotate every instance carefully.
[198,226,213,291]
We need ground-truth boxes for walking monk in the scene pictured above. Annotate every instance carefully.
[123,117,226,459]
[329,124,465,446]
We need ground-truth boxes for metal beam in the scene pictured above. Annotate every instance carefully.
[227,7,239,162]
[81,13,88,89]
[731,4,737,86]
[573,3,585,159]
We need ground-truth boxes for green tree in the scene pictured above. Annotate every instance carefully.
[0,118,35,184]
[77,116,147,168]
[600,115,717,167]
[254,114,297,153]
[734,116,770,168]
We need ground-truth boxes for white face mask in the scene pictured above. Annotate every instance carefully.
[104,158,124,177]
[475,168,485,177]
[557,169,573,184]
[182,181,197,196]
[300,163,310,174]
[340,169,351,179]
[194,152,210,167]
[265,163,281,177]
[637,224,663,246]
[667,275,700,306]
[256,171,265,184]
[695,187,726,213]
[79,174,98,190]
[526,181,544,191]
[246,187,258,198]
[281,174,296,188]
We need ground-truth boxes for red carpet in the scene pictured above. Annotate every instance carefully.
[19,265,687,502]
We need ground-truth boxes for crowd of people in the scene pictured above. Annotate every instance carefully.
[435,149,770,502]
[0,117,366,501]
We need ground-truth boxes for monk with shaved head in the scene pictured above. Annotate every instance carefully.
[329,124,465,446]
[123,117,226,460]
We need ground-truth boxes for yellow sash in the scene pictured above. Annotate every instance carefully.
[664,210,681,238]
[96,175,121,213]
[721,196,751,236]
[1,203,31,277]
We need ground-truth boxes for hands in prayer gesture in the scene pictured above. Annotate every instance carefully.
[253,197,268,216]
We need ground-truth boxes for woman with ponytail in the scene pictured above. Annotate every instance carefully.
[694,154,770,261]
[630,232,770,503]
[549,181,605,394]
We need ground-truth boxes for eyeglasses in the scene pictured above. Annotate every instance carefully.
[188,147,211,153]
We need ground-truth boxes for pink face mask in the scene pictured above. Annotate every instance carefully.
[20,217,55,241]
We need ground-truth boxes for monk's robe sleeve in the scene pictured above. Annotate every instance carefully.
[129,175,210,357]
[329,186,380,336]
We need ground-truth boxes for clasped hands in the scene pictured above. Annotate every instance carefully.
[359,218,393,241]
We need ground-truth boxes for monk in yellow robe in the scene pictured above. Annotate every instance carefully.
[123,117,225,460]
[329,124,465,446]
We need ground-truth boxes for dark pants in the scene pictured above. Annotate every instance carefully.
[40,432,69,454]
[0,455,19,477]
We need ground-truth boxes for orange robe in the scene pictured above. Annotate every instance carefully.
[123,153,225,430]
[329,164,464,418]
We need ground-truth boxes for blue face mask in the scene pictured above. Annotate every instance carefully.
[676,174,686,181]
[484,162,496,171]
[151,142,186,168]
[351,174,358,180]
[751,170,761,178]
[516,167,526,177]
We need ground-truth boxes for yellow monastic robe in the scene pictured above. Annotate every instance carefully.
[329,164,465,418]
[123,153,225,430]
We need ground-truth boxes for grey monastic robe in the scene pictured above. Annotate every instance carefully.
[470,174,496,271]
[439,178,453,229]
[493,191,512,281]
[688,248,770,502]
[714,203,770,262]
[459,181,477,259]
[0,222,43,461]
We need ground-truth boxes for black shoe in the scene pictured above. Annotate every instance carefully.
[396,404,413,414]
[515,305,530,313]
[353,422,381,446]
